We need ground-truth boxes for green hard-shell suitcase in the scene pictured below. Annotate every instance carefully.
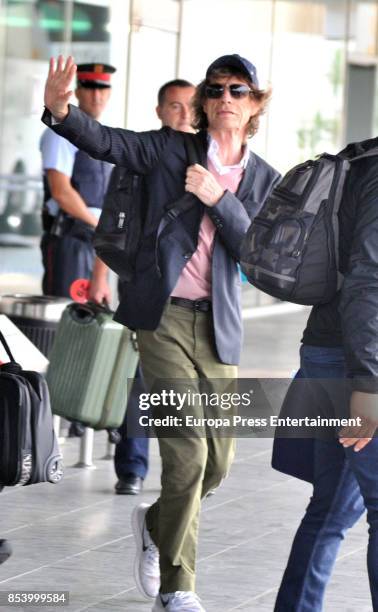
[46,302,138,436]
[96,326,139,430]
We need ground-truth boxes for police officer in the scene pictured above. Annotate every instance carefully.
[40,63,116,297]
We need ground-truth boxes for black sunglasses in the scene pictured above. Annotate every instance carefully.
[205,83,254,99]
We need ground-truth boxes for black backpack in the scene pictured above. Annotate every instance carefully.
[0,331,63,487]
[93,133,204,282]
[240,147,378,305]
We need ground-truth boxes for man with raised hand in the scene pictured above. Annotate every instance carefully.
[42,54,279,612]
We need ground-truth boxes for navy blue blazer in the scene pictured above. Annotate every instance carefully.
[42,106,280,365]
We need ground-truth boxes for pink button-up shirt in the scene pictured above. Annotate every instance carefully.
[171,138,248,300]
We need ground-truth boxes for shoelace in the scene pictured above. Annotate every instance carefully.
[145,543,159,576]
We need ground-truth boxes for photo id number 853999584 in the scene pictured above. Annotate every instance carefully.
[0,591,69,607]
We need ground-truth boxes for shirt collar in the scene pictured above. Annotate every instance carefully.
[207,135,250,175]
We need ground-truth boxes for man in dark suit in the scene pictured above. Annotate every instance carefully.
[42,53,279,612]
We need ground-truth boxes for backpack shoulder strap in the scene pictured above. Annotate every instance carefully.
[347,147,378,163]
[164,132,205,216]
[0,330,16,363]
[182,132,206,167]
[155,132,205,276]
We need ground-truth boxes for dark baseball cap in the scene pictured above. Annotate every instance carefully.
[206,54,259,87]
[76,63,116,89]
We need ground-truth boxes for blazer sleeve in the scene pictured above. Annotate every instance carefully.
[207,192,252,260]
[42,105,174,174]
[339,168,378,392]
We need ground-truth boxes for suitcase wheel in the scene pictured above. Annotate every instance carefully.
[107,429,121,444]
[68,421,86,438]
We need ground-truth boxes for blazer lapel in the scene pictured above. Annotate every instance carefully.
[236,153,256,203]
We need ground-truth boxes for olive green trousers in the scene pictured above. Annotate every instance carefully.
[137,301,237,593]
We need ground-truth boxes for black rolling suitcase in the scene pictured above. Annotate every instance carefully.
[0,331,63,487]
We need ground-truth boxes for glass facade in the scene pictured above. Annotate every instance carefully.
[267,1,348,169]
[0,0,125,242]
[0,0,377,292]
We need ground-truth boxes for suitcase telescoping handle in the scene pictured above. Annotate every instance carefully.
[0,330,16,363]
[69,301,113,324]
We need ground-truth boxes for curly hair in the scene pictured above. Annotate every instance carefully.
[192,67,271,138]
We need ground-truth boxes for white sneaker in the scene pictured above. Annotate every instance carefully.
[152,591,206,611]
[131,503,160,599]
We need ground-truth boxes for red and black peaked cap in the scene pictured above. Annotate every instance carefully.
[76,63,116,89]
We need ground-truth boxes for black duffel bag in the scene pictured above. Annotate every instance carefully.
[0,331,63,487]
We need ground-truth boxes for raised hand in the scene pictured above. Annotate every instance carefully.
[44,55,77,120]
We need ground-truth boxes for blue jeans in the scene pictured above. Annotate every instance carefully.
[275,345,378,611]
[114,365,149,480]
